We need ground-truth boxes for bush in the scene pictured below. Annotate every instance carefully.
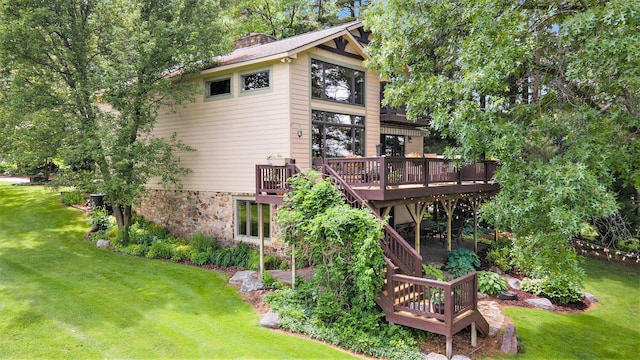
[477,271,508,295]
[89,206,113,231]
[619,237,640,253]
[146,241,174,260]
[209,242,257,268]
[422,264,444,280]
[445,248,480,278]
[486,237,514,272]
[520,277,544,295]
[171,245,193,262]
[61,191,86,206]
[540,274,583,304]
[189,232,218,253]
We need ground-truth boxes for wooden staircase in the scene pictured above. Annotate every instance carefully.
[324,164,489,359]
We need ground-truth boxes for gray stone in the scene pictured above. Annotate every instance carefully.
[426,353,448,360]
[505,275,521,290]
[583,292,598,303]
[240,272,264,292]
[525,297,555,311]
[478,300,504,337]
[260,310,280,329]
[96,239,110,248]
[451,355,471,360]
[489,266,503,275]
[500,324,518,354]
[229,270,255,285]
[477,292,489,300]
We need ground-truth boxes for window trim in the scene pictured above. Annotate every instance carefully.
[310,57,366,107]
[239,67,272,95]
[234,197,271,244]
[312,109,366,158]
[204,75,233,100]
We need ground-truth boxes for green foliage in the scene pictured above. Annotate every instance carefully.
[579,223,600,241]
[170,245,193,262]
[486,237,514,272]
[60,191,86,206]
[366,0,639,300]
[477,271,508,295]
[520,277,544,296]
[619,238,640,253]
[540,274,584,304]
[422,264,444,281]
[209,242,258,268]
[89,206,113,231]
[188,232,218,254]
[444,248,480,278]
[146,241,174,260]
[262,271,285,290]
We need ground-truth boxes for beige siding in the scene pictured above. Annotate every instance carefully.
[152,61,292,193]
[289,52,311,169]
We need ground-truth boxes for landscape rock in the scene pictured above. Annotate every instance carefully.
[96,239,110,248]
[525,297,555,311]
[477,300,504,337]
[505,275,521,290]
[229,270,265,292]
[451,355,471,360]
[477,292,489,300]
[426,353,448,360]
[500,324,518,354]
[260,310,280,329]
[229,270,255,285]
[489,266,503,275]
[583,292,598,303]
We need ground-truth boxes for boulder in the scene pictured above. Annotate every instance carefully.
[500,324,518,354]
[525,297,555,311]
[583,292,598,303]
[96,239,110,249]
[505,275,521,290]
[426,353,448,360]
[260,310,280,329]
[478,300,504,337]
[229,270,255,285]
[240,272,264,292]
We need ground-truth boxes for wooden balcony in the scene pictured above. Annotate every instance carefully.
[256,157,498,205]
[325,157,499,203]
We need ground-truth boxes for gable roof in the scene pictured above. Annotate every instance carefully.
[203,21,366,73]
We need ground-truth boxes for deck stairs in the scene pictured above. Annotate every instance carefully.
[323,164,489,359]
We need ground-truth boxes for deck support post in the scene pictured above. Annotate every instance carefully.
[440,198,458,252]
[469,195,483,253]
[291,243,296,289]
[446,335,453,359]
[258,204,265,278]
[406,202,429,255]
[471,322,477,347]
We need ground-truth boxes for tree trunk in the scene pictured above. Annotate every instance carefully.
[113,203,133,243]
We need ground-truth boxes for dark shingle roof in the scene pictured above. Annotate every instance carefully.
[211,21,363,68]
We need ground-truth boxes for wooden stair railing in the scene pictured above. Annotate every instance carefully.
[323,164,422,276]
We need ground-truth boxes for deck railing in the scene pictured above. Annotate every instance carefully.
[325,157,497,188]
[255,164,299,203]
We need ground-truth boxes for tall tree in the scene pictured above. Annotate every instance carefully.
[0,0,229,240]
[365,0,639,284]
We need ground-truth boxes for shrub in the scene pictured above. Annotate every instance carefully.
[61,191,86,206]
[477,271,508,295]
[121,243,150,257]
[89,206,113,231]
[146,241,174,260]
[422,264,444,281]
[486,238,514,272]
[540,274,584,304]
[264,254,286,270]
[262,271,284,290]
[444,248,480,278]
[520,277,544,295]
[190,251,210,265]
[189,232,218,253]
[209,242,257,268]
[171,245,193,262]
[619,237,640,253]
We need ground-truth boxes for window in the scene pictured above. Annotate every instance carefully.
[205,77,231,98]
[236,199,270,240]
[312,110,365,158]
[241,70,270,91]
[381,134,405,156]
[311,59,365,105]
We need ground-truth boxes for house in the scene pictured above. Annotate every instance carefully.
[137,21,431,253]
[137,21,499,357]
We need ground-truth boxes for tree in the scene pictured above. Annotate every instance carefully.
[365,0,639,286]
[0,0,229,241]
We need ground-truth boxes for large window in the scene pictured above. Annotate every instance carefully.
[312,110,364,158]
[311,59,365,105]
[381,134,405,156]
[235,199,270,240]
[241,70,270,92]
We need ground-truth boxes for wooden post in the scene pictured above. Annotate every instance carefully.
[258,204,265,278]
[469,195,483,253]
[471,322,477,347]
[291,243,296,289]
[446,335,453,359]
[440,198,458,252]
[406,202,429,255]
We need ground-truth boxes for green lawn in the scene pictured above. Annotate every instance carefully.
[0,183,356,359]
[494,256,640,359]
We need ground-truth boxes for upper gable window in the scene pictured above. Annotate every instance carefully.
[241,70,270,92]
[205,77,231,98]
[311,59,365,106]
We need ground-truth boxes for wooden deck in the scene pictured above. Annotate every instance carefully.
[256,157,499,205]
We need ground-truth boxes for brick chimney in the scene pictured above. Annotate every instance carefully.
[234,33,276,50]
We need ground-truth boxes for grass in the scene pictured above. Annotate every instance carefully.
[0,183,356,359]
[493,257,640,359]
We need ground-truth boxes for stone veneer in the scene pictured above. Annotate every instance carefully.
[135,189,287,255]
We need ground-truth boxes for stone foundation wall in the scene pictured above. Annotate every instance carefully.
[135,189,287,255]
